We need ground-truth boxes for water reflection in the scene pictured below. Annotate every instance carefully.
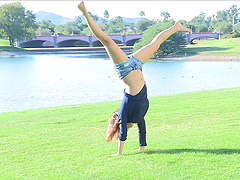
[0,54,240,113]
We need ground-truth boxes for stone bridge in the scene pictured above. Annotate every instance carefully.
[185,32,220,44]
[17,33,143,48]
[17,32,220,48]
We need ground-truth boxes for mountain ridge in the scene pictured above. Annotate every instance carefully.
[35,11,143,25]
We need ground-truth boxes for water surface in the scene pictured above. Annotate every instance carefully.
[0,54,239,113]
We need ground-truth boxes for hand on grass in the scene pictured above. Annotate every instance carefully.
[111,153,121,156]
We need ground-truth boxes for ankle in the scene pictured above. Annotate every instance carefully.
[173,22,181,31]
[139,146,146,150]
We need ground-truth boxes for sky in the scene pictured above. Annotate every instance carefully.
[0,1,240,22]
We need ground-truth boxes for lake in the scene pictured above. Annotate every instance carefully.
[0,53,240,113]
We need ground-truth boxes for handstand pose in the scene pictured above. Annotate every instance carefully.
[78,1,191,156]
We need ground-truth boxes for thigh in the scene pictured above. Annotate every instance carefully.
[104,40,128,64]
[132,41,159,63]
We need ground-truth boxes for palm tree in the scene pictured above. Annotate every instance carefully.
[104,10,109,20]
[102,10,109,31]
[116,16,123,32]
[139,11,145,20]
[160,12,171,22]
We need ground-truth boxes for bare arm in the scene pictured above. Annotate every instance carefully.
[112,140,125,156]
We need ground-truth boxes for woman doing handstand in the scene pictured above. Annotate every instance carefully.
[78,1,191,156]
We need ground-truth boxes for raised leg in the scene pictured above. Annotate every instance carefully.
[133,22,191,63]
[78,1,127,64]
[78,1,145,96]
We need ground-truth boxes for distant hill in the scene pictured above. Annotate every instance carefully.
[35,11,143,25]
[35,11,76,25]
[112,17,143,25]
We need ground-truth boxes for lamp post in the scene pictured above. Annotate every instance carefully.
[232,13,238,32]
[232,13,237,33]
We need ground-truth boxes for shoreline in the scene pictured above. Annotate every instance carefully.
[0,47,133,56]
[158,54,240,62]
[1,47,240,62]
[1,86,239,114]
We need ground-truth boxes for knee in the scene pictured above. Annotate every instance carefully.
[151,40,161,50]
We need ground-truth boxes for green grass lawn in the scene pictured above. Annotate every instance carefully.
[1,88,240,179]
[0,39,26,52]
[185,38,240,56]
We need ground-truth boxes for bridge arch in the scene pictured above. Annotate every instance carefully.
[125,38,141,46]
[186,32,220,44]
[91,39,123,47]
[92,40,103,47]
[189,35,219,44]
[57,39,90,47]
[112,39,123,45]
[19,40,54,48]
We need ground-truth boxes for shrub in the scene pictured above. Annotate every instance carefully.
[133,20,187,58]
[136,19,154,33]
[214,21,233,34]
[232,31,240,38]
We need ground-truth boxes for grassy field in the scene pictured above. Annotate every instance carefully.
[185,38,240,56]
[0,39,26,52]
[1,88,240,179]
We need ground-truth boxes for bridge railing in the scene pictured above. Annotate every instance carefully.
[18,32,220,48]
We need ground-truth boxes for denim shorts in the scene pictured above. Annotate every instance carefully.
[114,55,144,79]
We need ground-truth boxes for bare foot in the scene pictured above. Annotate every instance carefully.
[78,1,86,13]
[174,22,192,33]
[134,146,146,152]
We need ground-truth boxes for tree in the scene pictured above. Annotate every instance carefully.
[116,16,124,32]
[88,12,99,22]
[75,16,82,27]
[0,29,5,38]
[214,21,233,33]
[81,27,91,35]
[104,10,109,20]
[75,16,87,31]
[37,20,55,35]
[106,19,120,34]
[206,16,214,31]
[189,12,212,32]
[195,25,209,32]
[235,22,240,32]
[136,19,153,32]
[133,20,187,57]
[106,17,133,34]
[139,11,145,19]
[102,10,109,31]
[63,22,81,35]
[0,2,37,47]
[214,5,239,32]
[216,10,229,22]
[55,25,64,34]
[225,5,239,24]
[160,12,171,22]
[36,28,52,35]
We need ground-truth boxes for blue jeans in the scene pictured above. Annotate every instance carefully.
[114,55,144,79]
